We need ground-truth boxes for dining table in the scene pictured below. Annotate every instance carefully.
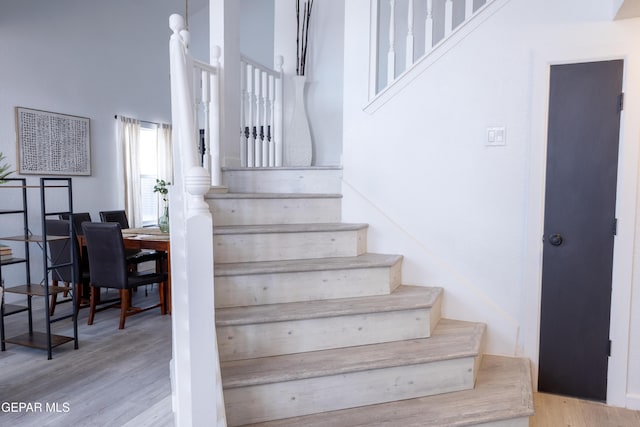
[78,227,172,314]
[120,228,172,314]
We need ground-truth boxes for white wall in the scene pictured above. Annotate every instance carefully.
[343,0,640,408]
[274,0,344,166]
[240,0,275,68]
[0,0,183,289]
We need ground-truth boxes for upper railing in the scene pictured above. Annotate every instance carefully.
[168,13,226,427]
[375,0,491,94]
[240,55,284,168]
[193,50,222,185]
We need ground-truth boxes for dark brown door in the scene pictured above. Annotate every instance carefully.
[539,60,623,401]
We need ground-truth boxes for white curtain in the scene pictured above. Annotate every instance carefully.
[157,123,173,185]
[118,116,142,227]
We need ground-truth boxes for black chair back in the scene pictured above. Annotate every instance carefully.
[46,219,81,283]
[82,222,128,289]
[60,212,93,236]
[99,210,130,229]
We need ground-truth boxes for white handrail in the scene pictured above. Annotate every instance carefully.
[168,13,226,427]
[240,55,284,168]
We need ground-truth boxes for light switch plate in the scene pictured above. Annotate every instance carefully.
[486,127,506,146]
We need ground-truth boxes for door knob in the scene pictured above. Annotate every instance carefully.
[548,234,564,246]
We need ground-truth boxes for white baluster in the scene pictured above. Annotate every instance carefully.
[387,0,396,85]
[254,67,262,167]
[406,0,414,70]
[246,63,255,167]
[261,71,269,167]
[445,0,453,37]
[268,75,276,167]
[465,0,474,20]
[240,60,247,168]
[210,46,221,186]
[274,55,284,167]
[425,0,433,52]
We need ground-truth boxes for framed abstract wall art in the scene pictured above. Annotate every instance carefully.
[15,107,91,176]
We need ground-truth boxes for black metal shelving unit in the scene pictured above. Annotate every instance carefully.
[0,177,78,359]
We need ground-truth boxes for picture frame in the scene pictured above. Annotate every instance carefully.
[15,107,91,176]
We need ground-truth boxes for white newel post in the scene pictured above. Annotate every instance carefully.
[169,14,226,427]
[406,0,414,70]
[274,55,284,167]
[209,46,222,186]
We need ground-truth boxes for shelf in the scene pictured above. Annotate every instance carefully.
[4,284,69,297]
[0,209,26,215]
[0,257,26,266]
[0,235,69,243]
[3,304,28,316]
[5,332,74,349]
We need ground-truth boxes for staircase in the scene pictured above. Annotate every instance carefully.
[206,167,534,427]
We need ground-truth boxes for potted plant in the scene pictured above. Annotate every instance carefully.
[0,152,13,184]
[153,179,171,232]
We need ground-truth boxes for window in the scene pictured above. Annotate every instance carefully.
[118,116,172,228]
[139,126,160,226]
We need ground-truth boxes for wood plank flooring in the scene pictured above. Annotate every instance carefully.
[531,392,640,426]
[0,288,173,427]
[2,291,640,426]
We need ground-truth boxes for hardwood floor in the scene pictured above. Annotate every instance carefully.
[3,290,640,426]
[0,288,173,426]
[531,392,640,426]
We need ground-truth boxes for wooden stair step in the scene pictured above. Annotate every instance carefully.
[216,285,441,326]
[215,254,403,307]
[215,253,402,276]
[240,354,534,427]
[222,319,484,388]
[216,286,442,361]
[222,319,485,426]
[207,193,342,226]
[213,223,368,263]
[213,222,368,235]
[222,166,342,194]
[207,192,342,200]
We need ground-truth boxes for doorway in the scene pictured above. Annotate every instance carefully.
[538,60,624,401]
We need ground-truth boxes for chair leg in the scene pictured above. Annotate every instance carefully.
[159,281,166,315]
[88,286,97,325]
[119,289,130,330]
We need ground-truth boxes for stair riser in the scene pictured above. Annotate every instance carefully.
[215,262,402,308]
[224,356,477,426]
[208,197,341,226]
[222,168,341,194]
[214,229,367,263]
[217,307,438,361]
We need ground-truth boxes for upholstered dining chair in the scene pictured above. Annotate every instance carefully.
[82,222,167,329]
[59,212,92,236]
[98,209,165,266]
[45,219,90,316]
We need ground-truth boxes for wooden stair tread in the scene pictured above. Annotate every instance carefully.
[214,223,368,235]
[242,354,534,427]
[222,166,342,171]
[215,253,403,277]
[206,192,342,199]
[221,318,484,388]
[216,285,442,326]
